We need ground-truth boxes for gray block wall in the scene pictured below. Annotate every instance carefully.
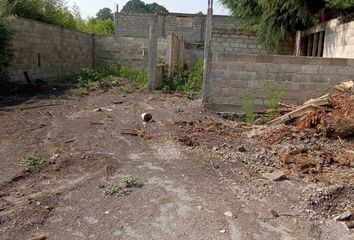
[211,29,294,55]
[116,12,240,43]
[9,18,93,82]
[94,36,168,70]
[204,52,354,112]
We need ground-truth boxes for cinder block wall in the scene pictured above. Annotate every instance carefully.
[94,36,167,69]
[9,18,93,82]
[203,52,354,112]
[211,29,294,55]
[116,12,240,43]
[323,19,354,58]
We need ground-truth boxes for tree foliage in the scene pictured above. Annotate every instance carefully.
[221,0,354,51]
[0,0,14,84]
[121,0,168,14]
[6,1,115,35]
[96,7,114,20]
[8,0,78,29]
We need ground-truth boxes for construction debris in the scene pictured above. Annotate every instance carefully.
[267,80,354,139]
[333,211,353,222]
[262,171,287,182]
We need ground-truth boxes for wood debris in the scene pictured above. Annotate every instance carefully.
[267,80,354,139]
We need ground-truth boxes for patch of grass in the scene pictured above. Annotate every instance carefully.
[118,86,132,94]
[71,64,148,93]
[74,87,88,97]
[105,176,139,197]
[241,90,255,124]
[20,155,43,167]
[105,112,113,119]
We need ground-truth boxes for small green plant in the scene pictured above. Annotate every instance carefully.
[262,77,287,121]
[241,90,255,124]
[118,67,148,88]
[74,87,88,96]
[77,68,103,86]
[105,112,113,119]
[105,176,139,197]
[20,155,43,166]
[119,86,132,94]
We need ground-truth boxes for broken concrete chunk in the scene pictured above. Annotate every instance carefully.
[333,211,353,222]
[29,236,46,240]
[262,171,287,182]
[224,211,234,218]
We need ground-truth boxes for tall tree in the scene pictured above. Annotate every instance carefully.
[121,0,168,14]
[96,7,114,20]
[221,0,354,51]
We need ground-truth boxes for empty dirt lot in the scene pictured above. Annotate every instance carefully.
[0,86,353,240]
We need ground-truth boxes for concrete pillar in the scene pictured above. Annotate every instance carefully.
[202,2,213,106]
[114,5,119,38]
[148,14,158,91]
[295,31,301,56]
[312,33,319,56]
[317,31,324,57]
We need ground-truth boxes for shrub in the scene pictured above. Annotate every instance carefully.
[185,59,204,93]
[162,60,204,96]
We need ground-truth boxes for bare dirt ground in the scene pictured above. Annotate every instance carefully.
[0,85,353,240]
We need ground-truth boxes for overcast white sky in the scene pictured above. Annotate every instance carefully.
[66,0,230,18]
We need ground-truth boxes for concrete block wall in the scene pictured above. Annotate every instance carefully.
[9,18,93,82]
[203,52,354,112]
[323,19,354,58]
[211,29,295,55]
[116,12,240,43]
[116,13,152,38]
[297,18,354,58]
[94,36,168,69]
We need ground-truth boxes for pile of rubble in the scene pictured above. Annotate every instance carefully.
[268,80,354,139]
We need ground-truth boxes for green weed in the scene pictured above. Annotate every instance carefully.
[241,90,255,124]
[20,155,43,166]
[105,112,113,119]
[119,86,132,94]
[162,60,204,97]
[105,176,139,197]
[74,87,88,96]
[262,77,287,121]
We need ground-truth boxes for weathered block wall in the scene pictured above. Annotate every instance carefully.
[203,52,354,112]
[94,36,167,69]
[211,29,295,55]
[116,12,240,43]
[297,18,354,58]
[9,18,93,82]
[323,19,354,58]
